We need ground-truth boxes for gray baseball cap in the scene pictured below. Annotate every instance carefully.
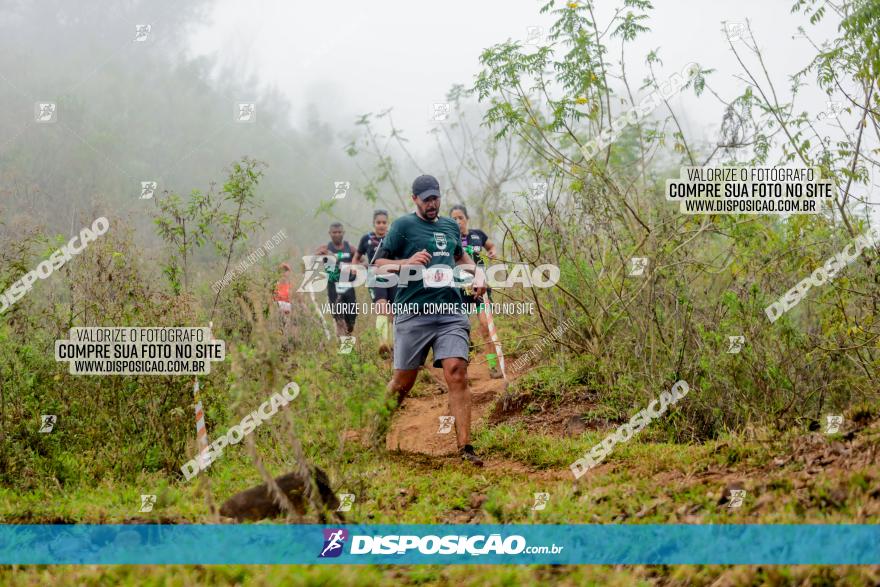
[412,174,441,200]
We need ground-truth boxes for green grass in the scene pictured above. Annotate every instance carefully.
[4,401,880,585]
[5,304,880,584]
[2,560,879,586]
[5,414,878,527]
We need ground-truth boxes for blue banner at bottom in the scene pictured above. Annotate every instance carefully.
[1,524,878,565]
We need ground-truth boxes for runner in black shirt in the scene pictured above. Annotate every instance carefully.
[354,209,396,357]
[450,204,502,379]
[315,222,357,337]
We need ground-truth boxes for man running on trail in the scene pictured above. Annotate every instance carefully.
[373,174,486,467]
[353,209,395,357]
[450,204,503,379]
[315,222,357,337]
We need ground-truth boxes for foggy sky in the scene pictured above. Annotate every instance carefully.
[2,0,874,247]
[189,0,842,158]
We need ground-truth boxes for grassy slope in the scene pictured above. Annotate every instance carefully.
[4,402,880,585]
[4,313,880,585]
[6,422,879,526]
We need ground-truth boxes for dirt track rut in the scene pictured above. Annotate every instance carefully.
[386,361,508,455]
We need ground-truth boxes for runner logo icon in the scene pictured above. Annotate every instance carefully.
[433,232,447,250]
[319,528,348,558]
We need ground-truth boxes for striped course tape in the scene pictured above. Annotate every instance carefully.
[483,301,507,380]
[191,321,217,468]
[193,378,210,468]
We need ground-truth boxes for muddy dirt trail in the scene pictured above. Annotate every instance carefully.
[386,361,510,456]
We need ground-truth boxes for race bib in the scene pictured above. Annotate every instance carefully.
[423,266,454,287]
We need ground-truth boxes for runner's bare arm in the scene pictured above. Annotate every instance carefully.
[353,236,370,265]
[374,249,430,270]
[484,239,497,259]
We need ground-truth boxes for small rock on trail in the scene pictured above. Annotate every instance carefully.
[220,468,339,522]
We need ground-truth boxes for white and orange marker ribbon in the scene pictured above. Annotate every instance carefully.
[193,377,210,468]
[483,301,507,380]
[191,322,216,468]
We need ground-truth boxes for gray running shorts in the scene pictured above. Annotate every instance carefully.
[393,312,470,370]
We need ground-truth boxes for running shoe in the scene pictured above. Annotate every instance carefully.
[459,444,484,467]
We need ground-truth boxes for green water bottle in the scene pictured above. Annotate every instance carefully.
[328,251,342,283]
